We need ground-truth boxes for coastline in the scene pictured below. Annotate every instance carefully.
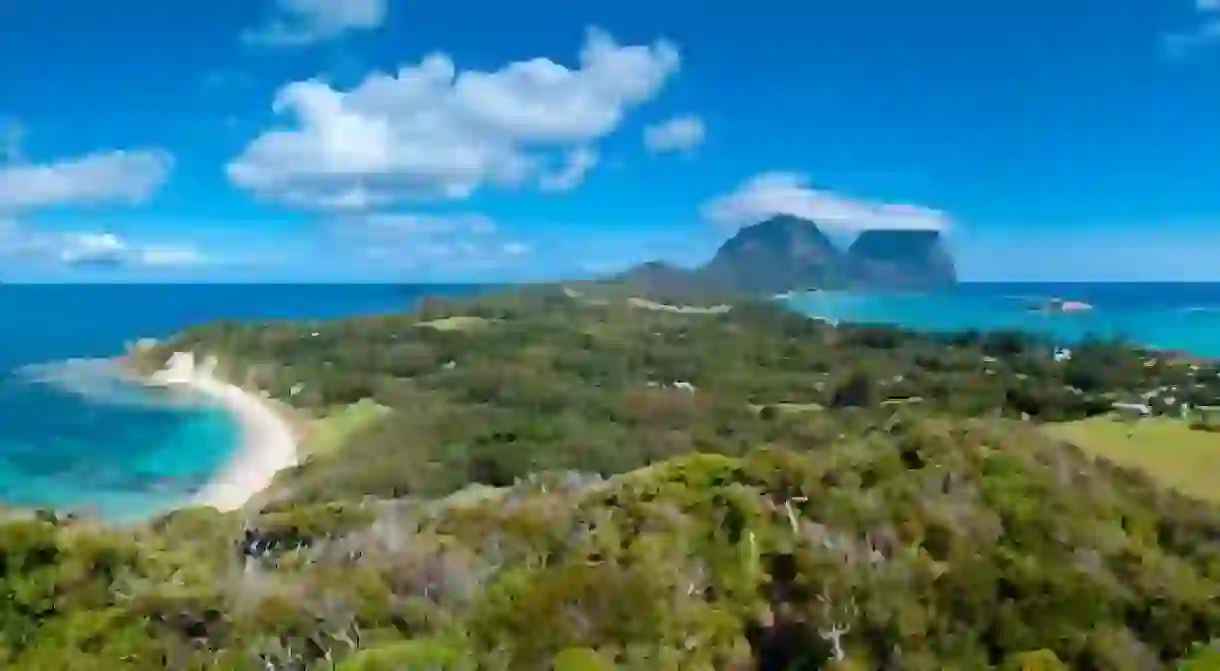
[146,352,299,514]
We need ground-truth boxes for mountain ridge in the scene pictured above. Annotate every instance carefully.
[616,215,956,295]
[846,228,957,289]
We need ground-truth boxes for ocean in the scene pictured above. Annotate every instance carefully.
[0,283,482,520]
[3,281,1220,520]
[784,283,1220,357]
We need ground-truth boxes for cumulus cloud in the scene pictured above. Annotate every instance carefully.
[228,27,681,208]
[0,226,205,269]
[60,233,206,268]
[702,172,951,233]
[539,147,599,193]
[58,232,128,267]
[0,126,181,274]
[0,150,172,211]
[644,115,705,153]
[245,0,387,47]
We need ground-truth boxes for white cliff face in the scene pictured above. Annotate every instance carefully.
[148,351,197,386]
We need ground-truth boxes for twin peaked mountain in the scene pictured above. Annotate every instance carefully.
[618,215,957,296]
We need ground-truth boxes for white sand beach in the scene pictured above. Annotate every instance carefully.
[626,296,732,314]
[148,352,298,512]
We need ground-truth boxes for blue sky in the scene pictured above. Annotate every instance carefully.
[2,0,1220,282]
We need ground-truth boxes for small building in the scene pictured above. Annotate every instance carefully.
[1053,347,1073,362]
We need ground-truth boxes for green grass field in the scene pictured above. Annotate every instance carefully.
[301,399,392,459]
[1046,416,1220,504]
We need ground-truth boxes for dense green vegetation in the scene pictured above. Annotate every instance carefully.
[7,286,1220,668]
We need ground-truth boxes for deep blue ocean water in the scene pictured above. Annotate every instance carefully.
[785,283,1220,357]
[4,281,1220,519]
[0,284,482,519]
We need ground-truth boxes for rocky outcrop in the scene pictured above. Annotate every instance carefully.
[612,216,958,296]
[697,215,850,293]
[845,229,957,288]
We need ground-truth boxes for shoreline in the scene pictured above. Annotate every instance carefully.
[146,352,299,514]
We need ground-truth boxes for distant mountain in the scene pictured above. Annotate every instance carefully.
[614,215,957,296]
[698,215,849,293]
[846,229,956,289]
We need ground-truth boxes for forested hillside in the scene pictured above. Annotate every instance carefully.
[5,287,1220,669]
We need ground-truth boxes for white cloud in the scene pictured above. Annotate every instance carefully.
[58,232,127,266]
[644,115,705,153]
[702,172,951,233]
[228,27,681,208]
[0,225,205,269]
[539,147,599,193]
[0,150,173,212]
[60,233,207,268]
[245,0,387,47]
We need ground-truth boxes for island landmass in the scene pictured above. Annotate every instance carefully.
[5,232,1220,668]
[1028,297,1095,313]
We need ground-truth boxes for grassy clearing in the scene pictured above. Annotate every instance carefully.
[416,316,498,332]
[302,399,392,459]
[1046,416,1220,504]
[626,297,731,314]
